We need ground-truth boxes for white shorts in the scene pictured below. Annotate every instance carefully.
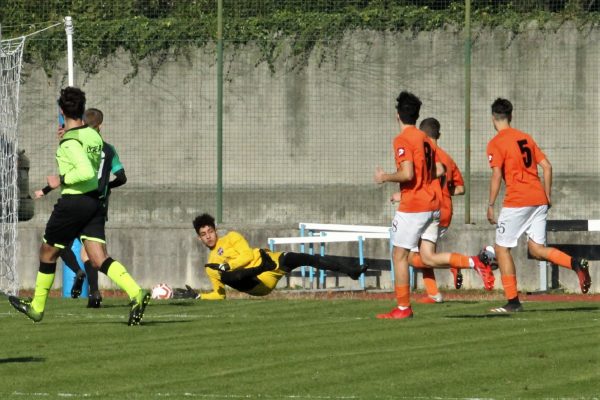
[410,223,447,253]
[495,205,548,248]
[391,210,439,251]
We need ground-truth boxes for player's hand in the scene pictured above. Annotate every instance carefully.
[47,175,61,189]
[57,126,65,139]
[486,205,497,225]
[390,192,401,203]
[33,190,45,199]
[374,167,387,184]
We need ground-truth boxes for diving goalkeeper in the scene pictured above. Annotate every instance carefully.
[192,213,367,299]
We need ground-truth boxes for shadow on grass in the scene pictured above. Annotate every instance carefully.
[523,306,600,312]
[445,314,512,319]
[139,320,195,326]
[445,305,599,318]
[0,356,45,364]
[166,301,197,307]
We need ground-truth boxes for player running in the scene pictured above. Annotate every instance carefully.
[374,91,495,319]
[9,88,148,325]
[192,213,367,299]
[486,98,591,312]
[406,117,490,303]
[35,108,127,309]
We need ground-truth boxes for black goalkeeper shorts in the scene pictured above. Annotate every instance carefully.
[43,192,106,249]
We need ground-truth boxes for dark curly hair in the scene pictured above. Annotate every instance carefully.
[193,213,215,234]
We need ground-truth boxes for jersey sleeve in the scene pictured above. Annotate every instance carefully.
[223,232,254,269]
[486,140,503,169]
[59,140,95,185]
[108,143,124,174]
[393,136,413,168]
[451,161,464,187]
[201,268,226,300]
[531,139,546,164]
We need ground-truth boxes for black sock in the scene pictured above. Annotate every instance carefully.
[84,260,99,293]
[39,261,57,274]
[59,246,81,275]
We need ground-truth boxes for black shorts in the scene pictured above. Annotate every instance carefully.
[43,192,106,249]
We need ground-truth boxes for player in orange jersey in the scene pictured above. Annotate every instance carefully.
[486,98,591,313]
[374,92,495,319]
[410,118,466,303]
[393,118,494,304]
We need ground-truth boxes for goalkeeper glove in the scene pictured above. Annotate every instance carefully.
[205,263,231,272]
[172,285,199,299]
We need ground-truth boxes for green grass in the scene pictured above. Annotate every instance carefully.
[0,296,598,399]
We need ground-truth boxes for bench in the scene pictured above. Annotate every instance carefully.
[267,223,393,290]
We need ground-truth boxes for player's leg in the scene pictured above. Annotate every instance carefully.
[8,194,95,322]
[80,246,102,307]
[525,206,591,293]
[9,242,62,322]
[377,211,433,319]
[279,251,367,280]
[409,250,443,303]
[489,207,532,313]
[82,211,149,325]
[59,238,87,299]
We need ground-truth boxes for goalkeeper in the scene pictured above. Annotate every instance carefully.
[191,213,367,299]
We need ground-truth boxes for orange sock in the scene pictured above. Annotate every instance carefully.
[409,253,426,268]
[422,269,439,296]
[394,284,411,308]
[501,275,518,300]
[449,253,471,269]
[546,248,572,269]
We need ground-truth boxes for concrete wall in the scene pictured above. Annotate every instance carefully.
[13,24,600,293]
[16,222,600,294]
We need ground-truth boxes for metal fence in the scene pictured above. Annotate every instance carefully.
[2,0,599,227]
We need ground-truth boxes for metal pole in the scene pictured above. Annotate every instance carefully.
[464,0,472,224]
[64,16,74,86]
[216,0,224,223]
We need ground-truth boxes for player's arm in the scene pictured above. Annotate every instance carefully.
[435,161,446,178]
[450,165,465,196]
[108,145,127,189]
[59,140,95,185]
[375,161,414,183]
[199,267,226,300]
[109,169,127,189]
[538,158,552,206]
[487,166,502,225]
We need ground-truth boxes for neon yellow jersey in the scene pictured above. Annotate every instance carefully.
[56,125,103,195]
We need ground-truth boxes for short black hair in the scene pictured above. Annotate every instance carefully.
[58,87,86,120]
[84,108,103,129]
[395,91,421,125]
[491,98,512,121]
[419,117,441,140]
[193,213,215,234]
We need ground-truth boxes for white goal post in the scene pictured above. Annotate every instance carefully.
[0,35,26,295]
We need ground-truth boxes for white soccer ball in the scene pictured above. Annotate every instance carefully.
[151,283,173,300]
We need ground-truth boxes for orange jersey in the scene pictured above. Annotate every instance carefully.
[486,127,548,207]
[393,126,440,212]
[437,147,464,227]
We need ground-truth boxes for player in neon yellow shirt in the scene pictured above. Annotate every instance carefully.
[8,87,148,325]
[193,213,367,299]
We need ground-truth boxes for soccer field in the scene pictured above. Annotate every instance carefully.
[0,296,598,399]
